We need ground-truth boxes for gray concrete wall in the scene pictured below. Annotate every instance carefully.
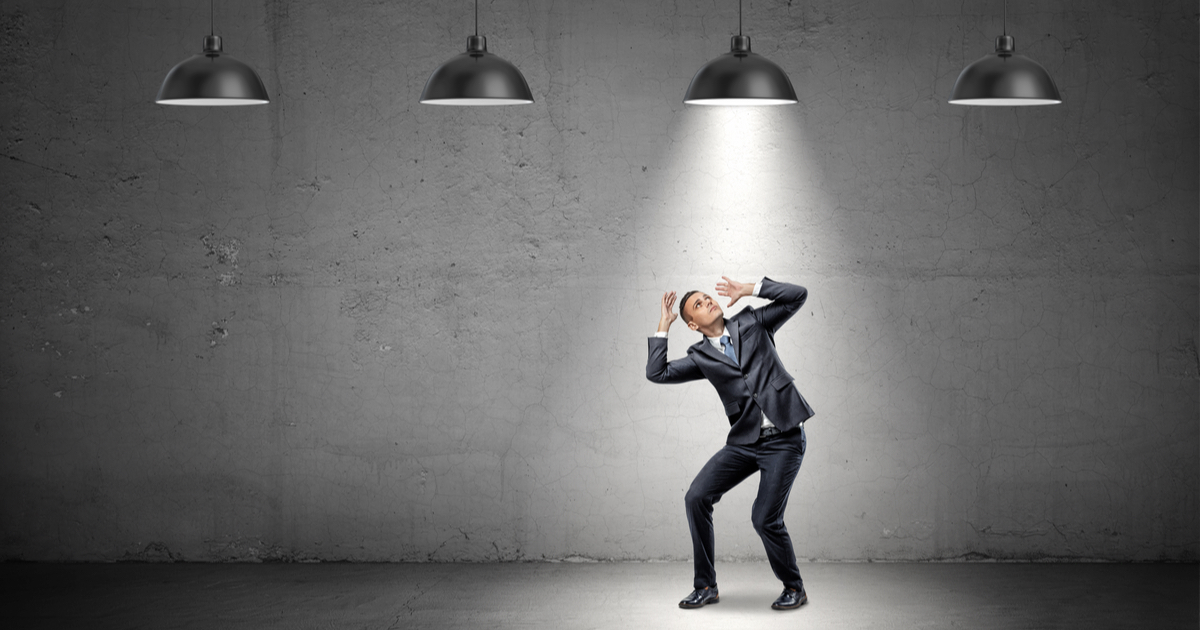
[1,0,1196,562]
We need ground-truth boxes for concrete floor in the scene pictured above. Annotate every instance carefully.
[1,561,1196,630]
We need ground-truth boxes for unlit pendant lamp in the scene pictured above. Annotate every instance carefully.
[683,0,797,106]
[420,0,533,105]
[156,0,269,105]
[949,0,1061,106]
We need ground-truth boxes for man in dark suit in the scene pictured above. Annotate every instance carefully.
[646,276,814,611]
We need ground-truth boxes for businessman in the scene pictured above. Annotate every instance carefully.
[646,276,814,611]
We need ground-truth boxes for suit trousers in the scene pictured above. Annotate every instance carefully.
[685,424,806,590]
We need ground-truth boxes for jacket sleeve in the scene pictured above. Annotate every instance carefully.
[752,277,808,334]
[646,336,704,384]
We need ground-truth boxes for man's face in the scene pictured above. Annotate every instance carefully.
[685,292,723,331]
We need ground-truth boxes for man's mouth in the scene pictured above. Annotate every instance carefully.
[709,305,716,312]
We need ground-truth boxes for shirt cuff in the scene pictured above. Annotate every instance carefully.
[752,279,764,297]
[653,332,667,338]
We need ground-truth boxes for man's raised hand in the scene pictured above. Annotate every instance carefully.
[659,291,678,332]
[716,276,751,307]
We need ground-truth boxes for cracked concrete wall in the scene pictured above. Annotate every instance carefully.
[1,0,1196,562]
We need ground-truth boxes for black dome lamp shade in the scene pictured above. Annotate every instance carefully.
[949,1,1061,106]
[683,0,797,106]
[420,0,534,106]
[156,1,269,106]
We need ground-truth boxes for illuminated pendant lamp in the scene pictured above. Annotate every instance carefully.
[949,0,1061,106]
[683,0,797,106]
[420,0,534,105]
[156,0,269,106]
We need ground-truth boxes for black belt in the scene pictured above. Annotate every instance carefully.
[757,426,783,442]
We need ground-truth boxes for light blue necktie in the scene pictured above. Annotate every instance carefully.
[720,335,738,365]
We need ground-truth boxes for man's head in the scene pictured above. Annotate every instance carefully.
[679,290,723,332]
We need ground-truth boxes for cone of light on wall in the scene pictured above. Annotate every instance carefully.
[949,1,1061,106]
[683,0,797,106]
[156,2,269,106]
[420,0,534,105]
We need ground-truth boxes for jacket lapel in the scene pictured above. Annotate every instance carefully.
[697,339,736,368]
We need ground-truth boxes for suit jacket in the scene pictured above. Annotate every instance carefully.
[646,278,815,445]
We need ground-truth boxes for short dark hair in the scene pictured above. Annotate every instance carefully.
[679,290,701,324]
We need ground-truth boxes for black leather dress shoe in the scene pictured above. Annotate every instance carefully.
[771,586,807,610]
[679,586,719,609]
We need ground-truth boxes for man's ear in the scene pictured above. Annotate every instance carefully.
[687,321,699,331]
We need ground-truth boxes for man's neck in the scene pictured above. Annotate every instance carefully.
[698,320,726,339]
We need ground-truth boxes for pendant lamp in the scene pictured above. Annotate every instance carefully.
[683,0,797,106]
[156,1,269,106]
[420,0,534,105]
[949,0,1061,106]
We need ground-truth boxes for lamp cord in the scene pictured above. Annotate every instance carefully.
[739,0,743,36]
[475,0,479,36]
[1003,0,1007,36]
[210,0,214,36]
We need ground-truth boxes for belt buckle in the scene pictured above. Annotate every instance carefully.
[759,426,782,441]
